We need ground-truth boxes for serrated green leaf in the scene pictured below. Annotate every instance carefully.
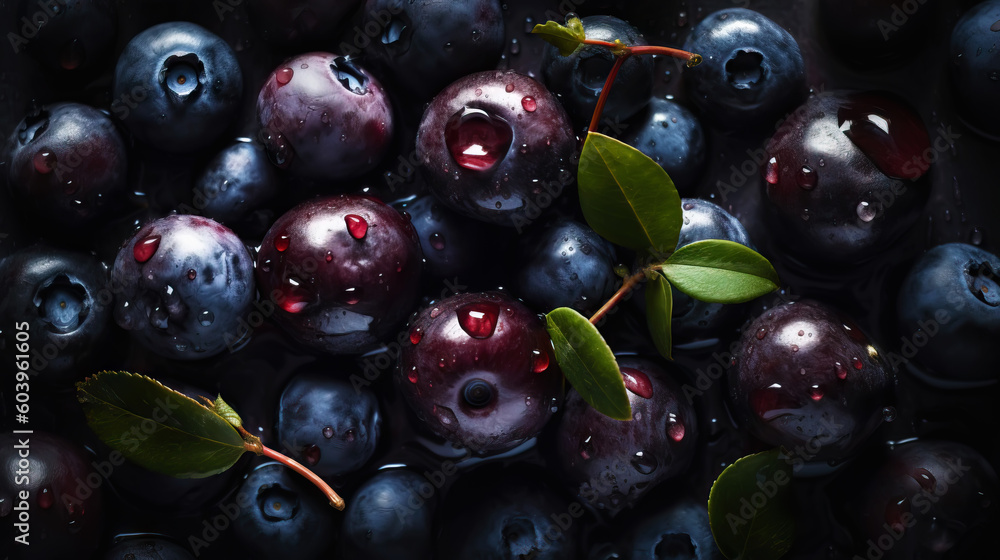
[660,239,780,303]
[646,273,673,360]
[545,307,631,420]
[530,18,586,56]
[578,132,682,254]
[77,371,247,478]
[708,449,795,560]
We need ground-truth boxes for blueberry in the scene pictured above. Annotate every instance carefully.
[416,70,577,227]
[231,462,338,559]
[0,243,112,385]
[393,193,493,282]
[397,291,563,454]
[359,0,506,100]
[276,372,382,478]
[542,15,654,125]
[950,0,1000,140]
[112,22,242,153]
[619,97,707,194]
[554,356,698,515]
[621,500,721,560]
[191,138,278,235]
[257,53,394,181]
[104,536,195,560]
[111,214,256,360]
[683,8,805,128]
[5,102,128,231]
[729,300,895,464]
[255,194,423,355]
[339,469,435,560]
[896,243,1000,387]
[514,219,618,316]
[14,0,117,75]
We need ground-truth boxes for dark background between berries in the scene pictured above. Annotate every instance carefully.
[0,0,998,559]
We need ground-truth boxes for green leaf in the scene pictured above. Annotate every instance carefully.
[646,273,673,360]
[708,449,795,560]
[77,371,248,478]
[660,239,780,303]
[530,18,586,56]
[578,132,682,254]
[545,307,631,420]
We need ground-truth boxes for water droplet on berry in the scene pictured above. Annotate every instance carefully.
[853,357,864,370]
[302,444,321,465]
[429,307,441,318]
[434,405,458,427]
[325,251,333,262]
[407,368,418,383]
[621,367,653,398]
[809,385,824,400]
[429,232,446,250]
[505,82,515,93]
[756,327,768,339]
[343,287,361,305]
[857,201,877,222]
[838,93,931,180]
[531,349,549,373]
[521,96,536,112]
[580,435,594,459]
[882,406,897,422]
[344,214,368,239]
[33,149,57,174]
[276,67,294,85]
[444,107,513,171]
[199,310,215,326]
[38,487,53,509]
[835,362,848,380]
[322,426,334,439]
[970,227,984,246]
[133,235,161,263]
[409,327,423,345]
[631,451,658,474]
[274,234,290,252]
[797,165,817,189]
[765,157,779,185]
[668,419,686,442]
[457,302,500,339]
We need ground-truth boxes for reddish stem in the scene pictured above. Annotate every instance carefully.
[260,444,345,510]
[627,44,699,61]
[588,54,628,133]
[589,271,646,325]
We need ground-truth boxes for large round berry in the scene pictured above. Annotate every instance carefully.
[683,8,805,128]
[620,500,721,560]
[541,15,654,125]
[729,300,895,463]
[554,356,697,514]
[192,139,278,233]
[0,244,111,384]
[762,91,931,265]
[0,431,104,560]
[112,22,242,152]
[276,372,382,478]
[111,214,256,359]
[5,102,127,230]
[257,53,393,181]
[393,194,495,282]
[104,537,195,560]
[950,0,1000,139]
[396,291,562,454]
[339,469,436,560]
[359,0,506,100]
[896,243,1000,387]
[255,194,422,354]
[416,70,576,227]
[619,97,707,194]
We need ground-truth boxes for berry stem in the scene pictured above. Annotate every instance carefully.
[589,270,646,325]
[589,54,628,133]
[258,444,346,510]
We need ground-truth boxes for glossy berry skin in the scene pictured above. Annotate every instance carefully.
[541,15,654,125]
[619,97,707,194]
[112,22,242,153]
[111,214,256,360]
[247,0,360,47]
[416,70,576,227]
[852,440,998,559]
[255,195,422,354]
[276,373,382,478]
[896,243,1000,387]
[0,431,103,560]
[360,0,506,100]
[104,537,196,560]
[621,500,722,560]
[762,92,931,266]
[555,356,697,515]
[818,0,941,68]
[231,462,337,560]
[192,139,278,232]
[339,469,435,560]
[437,466,581,560]
[515,219,618,316]
[14,0,117,75]
[257,52,394,181]
[5,102,127,230]
[397,291,562,454]
[683,8,805,128]
[393,194,493,282]
[729,300,894,463]
[950,0,1000,140]
[0,244,111,384]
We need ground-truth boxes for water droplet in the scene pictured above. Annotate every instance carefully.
[38,487,53,509]
[853,357,864,370]
[631,451,658,474]
[342,287,362,305]
[434,405,458,427]
[325,251,333,262]
[885,496,911,532]
[797,165,817,189]
[274,234,290,252]
[621,367,653,398]
[133,235,161,263]
[835,362,848,380]
[970,227,984,246]
[59,38,85,70]
[531,349,549,373]
[407,368,418,383]
[409,327,423,345]
[510,37,520,55]
[33,149,57,174]
[756,327,767,340]
[345,214,368,239]
[322,426,334,439]
[444,107,513,171]
[186,268,197,281]
[505,82,515,93]
[838,93,931,180]
[883,406,897,422]
[276,67,294,86]
[765,157,779,185]
[579,436,594,460]
[199,310,215,326]
[302,444,321,465]
[857,201,877,222]
[791,344,799,352]
[809,385,824,401]
[668,420,686,442]
[521,96,536,112]
[457,302,500,339]
[429,232,446,250]
[429,307,442,318]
